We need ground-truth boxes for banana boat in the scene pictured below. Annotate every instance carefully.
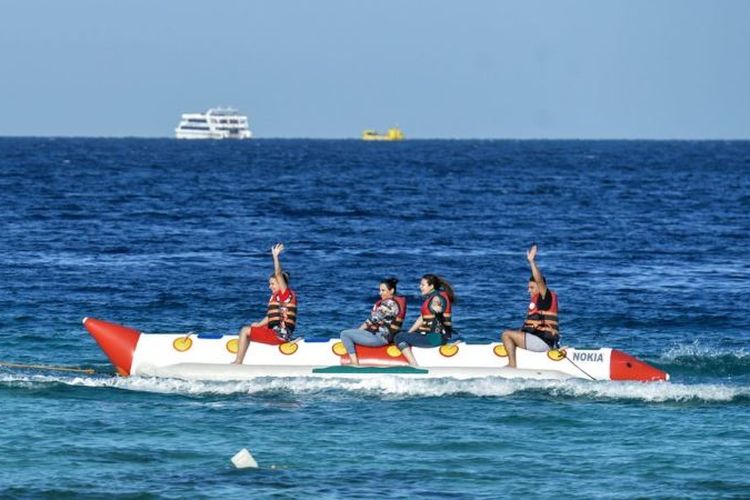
[83,317,669,382]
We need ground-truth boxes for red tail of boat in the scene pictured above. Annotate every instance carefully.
[83,317,141,376]
[610,349,669,382]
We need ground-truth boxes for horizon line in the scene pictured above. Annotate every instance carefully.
[1,135,749,142]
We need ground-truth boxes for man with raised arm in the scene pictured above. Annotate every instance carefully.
[500,244,560,368]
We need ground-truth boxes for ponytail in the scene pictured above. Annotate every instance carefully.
[437,277,456,304]
[422,274,456,304]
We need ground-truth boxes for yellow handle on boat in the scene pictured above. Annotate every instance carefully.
[439,344,459,357]
[279,342,299,355]
[493,345,508,357]
[173,337,193,352]
[547,349,567,361]
[332,342,347,356]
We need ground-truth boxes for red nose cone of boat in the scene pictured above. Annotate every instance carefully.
[83,317,141,376]
[610,349,669,382]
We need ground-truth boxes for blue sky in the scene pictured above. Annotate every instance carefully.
[1,0,748,138]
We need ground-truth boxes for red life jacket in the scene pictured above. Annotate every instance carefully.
[267,288,297,337]
[367,295,407,335]
[419,290,452,334]
[523,290,559,335]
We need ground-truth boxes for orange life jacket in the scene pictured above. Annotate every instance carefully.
[267,288,297,337]
[366,295,407,335]
[419,290,452,335]
[523,290,559,335]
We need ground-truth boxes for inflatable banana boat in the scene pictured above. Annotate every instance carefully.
[83,317,669,382]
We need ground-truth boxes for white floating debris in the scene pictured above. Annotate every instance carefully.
[231,448,259,469]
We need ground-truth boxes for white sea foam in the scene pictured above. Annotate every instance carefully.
[1,372,747,403]
[659,340,749,361]
[547,380,745,403]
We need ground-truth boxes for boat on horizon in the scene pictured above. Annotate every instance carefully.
[362,127,405,141]
[83,317,669,382]
[175,107,252,139]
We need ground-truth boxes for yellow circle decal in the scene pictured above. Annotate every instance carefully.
[547,349,567,361]
[440,344,459,357]
[493,344,508,357]
[386,345,402,358]
[173,337,193,352]
[332,342,347,356]
[226,338,239,354]
[279,342,299,355]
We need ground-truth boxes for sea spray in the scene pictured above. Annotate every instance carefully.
[2,372,747,404]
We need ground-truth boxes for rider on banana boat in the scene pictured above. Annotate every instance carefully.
[500,244,560,368]
[232,243,297,365]
[394,274,455,367]
[339,278,407,366]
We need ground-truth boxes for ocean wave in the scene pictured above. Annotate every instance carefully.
[660,341,749,361]
[654,341,750,378]
[2,372,748,404]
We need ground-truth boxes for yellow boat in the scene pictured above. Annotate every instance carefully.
[361,127,405,141]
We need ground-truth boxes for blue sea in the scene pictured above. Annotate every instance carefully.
[1,138,748,498]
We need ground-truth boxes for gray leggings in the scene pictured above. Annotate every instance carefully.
[340,328,389,354]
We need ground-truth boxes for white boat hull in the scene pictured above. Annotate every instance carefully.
[84,318,669,382]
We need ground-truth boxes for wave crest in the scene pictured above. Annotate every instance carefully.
[656,341,750,378]
[2,372,747,404]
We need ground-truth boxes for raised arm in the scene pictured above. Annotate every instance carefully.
[527,244,548,298]
[271,243,287,292]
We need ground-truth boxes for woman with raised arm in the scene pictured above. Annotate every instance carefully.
[393,274,455,367]
[232,243,298,365]
[339,278,407,366]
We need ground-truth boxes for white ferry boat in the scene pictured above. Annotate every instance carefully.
[175,108,252,139]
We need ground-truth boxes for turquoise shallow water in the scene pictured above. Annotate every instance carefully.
[1,139,749,498]
[2,370,749,498]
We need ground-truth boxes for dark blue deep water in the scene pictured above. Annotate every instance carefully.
[1,138,749,498]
